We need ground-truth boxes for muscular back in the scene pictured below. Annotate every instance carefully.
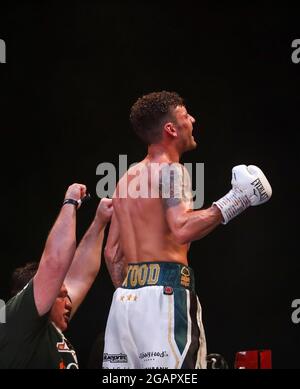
[113,159,192,265]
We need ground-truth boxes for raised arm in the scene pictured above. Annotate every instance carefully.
[64,198,113,318]
[160,164,222,244]
[160,164,272,245]
[165,203,222,244]
[104,212,126,288]
[33,183,86,316]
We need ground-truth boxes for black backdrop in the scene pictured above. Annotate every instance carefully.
[0,2,299,369]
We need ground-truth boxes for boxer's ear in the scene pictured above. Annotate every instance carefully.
[164,122,178,138]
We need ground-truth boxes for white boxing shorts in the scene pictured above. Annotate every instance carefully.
[102,261,207,369]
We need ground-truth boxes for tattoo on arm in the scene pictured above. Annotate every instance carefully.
[159,163,193,209]
[105,244,126,288]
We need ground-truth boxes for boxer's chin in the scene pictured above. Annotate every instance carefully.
[186,137,197,151]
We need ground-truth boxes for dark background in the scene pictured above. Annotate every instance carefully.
[0,2,299,368]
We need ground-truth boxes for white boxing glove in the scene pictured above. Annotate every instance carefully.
[213,165,272,224]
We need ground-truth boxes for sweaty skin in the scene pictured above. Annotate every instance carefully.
[105,105,222,287]
[114,159,191,265]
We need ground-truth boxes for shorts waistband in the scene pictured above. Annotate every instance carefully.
[121,261,195,292]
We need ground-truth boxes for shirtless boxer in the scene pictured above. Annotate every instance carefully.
[102,91,272,369]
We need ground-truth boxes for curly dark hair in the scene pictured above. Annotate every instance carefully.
[10,262,39,297]
[130,91,184,144]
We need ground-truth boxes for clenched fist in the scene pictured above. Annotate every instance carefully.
[65,183,87,202]
[214,165,272,224]
[96,198,113,224]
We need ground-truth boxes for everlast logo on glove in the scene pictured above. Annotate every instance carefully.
[251,178,270,201]
[214,165,272,224]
